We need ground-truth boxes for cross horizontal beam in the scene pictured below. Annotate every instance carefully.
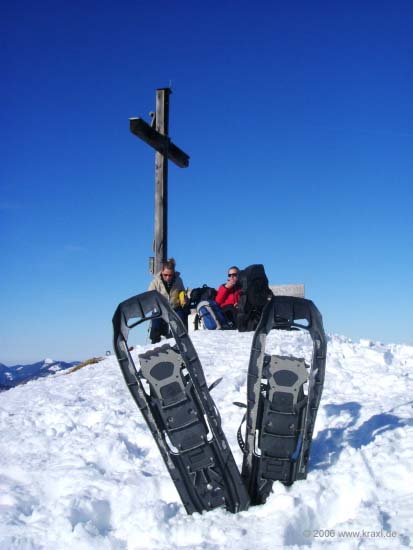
[129,117,190,168]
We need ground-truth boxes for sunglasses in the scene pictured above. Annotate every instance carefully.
[162,273,174,278]
[228,273,238,278]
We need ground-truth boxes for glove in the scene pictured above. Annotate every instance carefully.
[179,290,188,307]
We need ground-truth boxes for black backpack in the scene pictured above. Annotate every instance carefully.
[237,264,273,332]
[188,285,217,309]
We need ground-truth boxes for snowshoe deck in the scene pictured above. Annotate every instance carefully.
[241,295,326,505]
[112,290,250,514]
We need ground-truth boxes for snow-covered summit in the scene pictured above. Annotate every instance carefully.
[0,331,412,549]
[0,358,79,391]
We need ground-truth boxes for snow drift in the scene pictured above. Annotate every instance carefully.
[0,331,412,549]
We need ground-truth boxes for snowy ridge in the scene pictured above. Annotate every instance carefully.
[0,359,80,391]
[0,331,412,549]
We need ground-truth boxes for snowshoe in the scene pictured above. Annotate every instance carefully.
[112,290,250,515]
[240,295,327,505]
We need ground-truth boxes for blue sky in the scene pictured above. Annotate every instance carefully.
[2,1,413,363]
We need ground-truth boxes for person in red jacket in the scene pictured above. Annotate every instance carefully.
[215,266,241,326]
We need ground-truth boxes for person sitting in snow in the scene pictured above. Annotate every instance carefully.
[148,258,188,343]
[215,265,241,327]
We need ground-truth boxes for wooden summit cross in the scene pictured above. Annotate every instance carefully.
[130,87,189,274]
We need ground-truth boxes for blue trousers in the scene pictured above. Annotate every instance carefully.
[150,307,188,343]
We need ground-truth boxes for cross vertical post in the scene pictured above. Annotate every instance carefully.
[154,88,170,275]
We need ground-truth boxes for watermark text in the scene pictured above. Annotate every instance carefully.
[303,528,398,540]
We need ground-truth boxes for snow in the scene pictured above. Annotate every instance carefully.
[0,330,412,549]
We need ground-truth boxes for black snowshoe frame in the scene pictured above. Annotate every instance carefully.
[112,290,250,515]
[240,295,327,504]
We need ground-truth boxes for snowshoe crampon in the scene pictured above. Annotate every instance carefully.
[112,290,250,514]
[240,296,327,505]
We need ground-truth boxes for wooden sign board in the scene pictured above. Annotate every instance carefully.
[269,284,305,297]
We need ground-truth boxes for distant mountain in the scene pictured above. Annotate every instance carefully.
[0,358,80,391]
